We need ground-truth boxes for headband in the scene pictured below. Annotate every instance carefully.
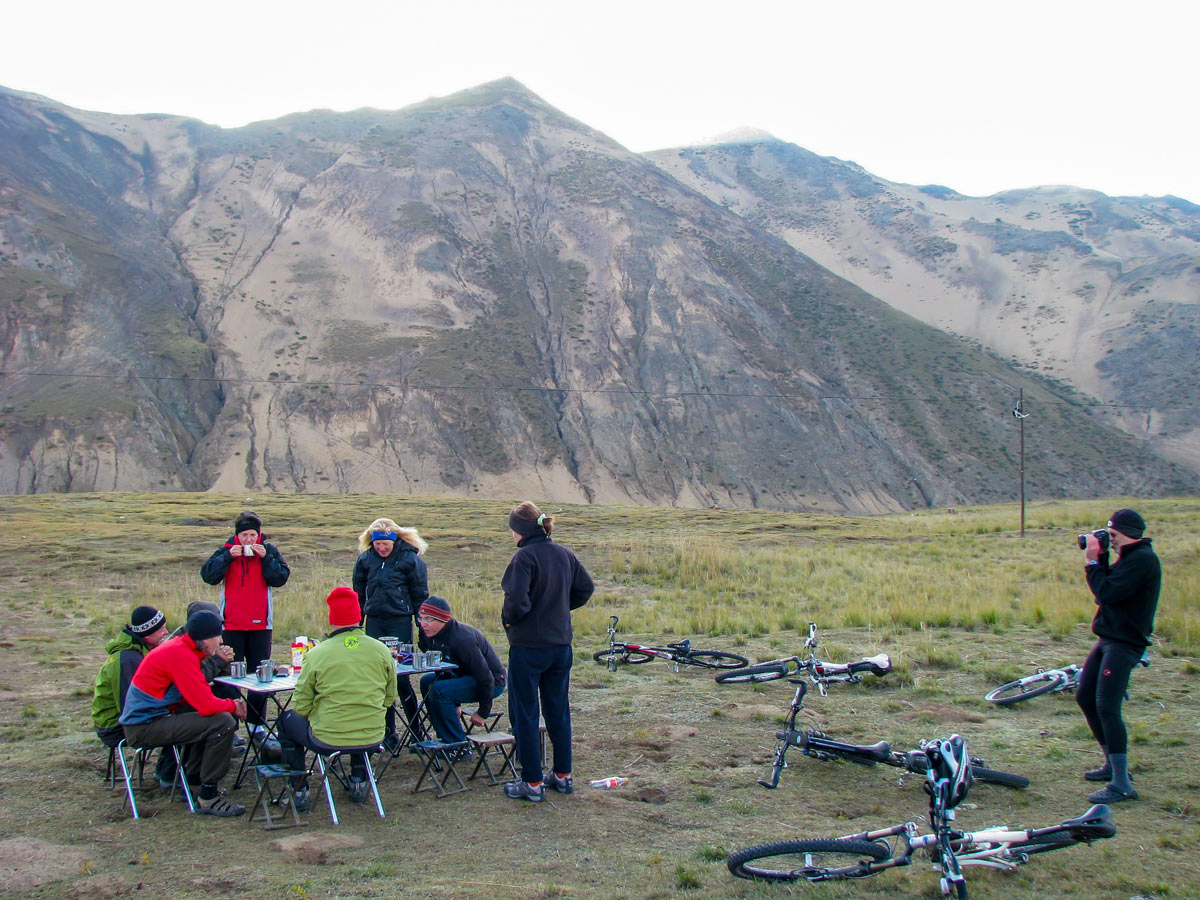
[371,531,399,542]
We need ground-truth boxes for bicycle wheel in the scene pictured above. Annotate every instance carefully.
[715,660,789,684]
[682,650,749,669]
[968,765,1030,790]
[592,648,656,666]
[728,838,890,882]
[985,672,1066,705]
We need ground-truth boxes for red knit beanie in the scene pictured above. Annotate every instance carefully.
[326,586,362,628]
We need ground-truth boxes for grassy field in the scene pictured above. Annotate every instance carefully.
[0,493,1196,899]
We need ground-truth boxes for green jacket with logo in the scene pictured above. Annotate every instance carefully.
[292,627,396,746]
[92,630,149,730]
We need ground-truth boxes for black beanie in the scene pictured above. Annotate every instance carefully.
[130,605,165,635]
[1108,508,1146,539]
[186,609,224,641]
[234,510,263,534]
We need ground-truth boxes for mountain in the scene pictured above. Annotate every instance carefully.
[1,80,1195,511]
[648,138,1200,470]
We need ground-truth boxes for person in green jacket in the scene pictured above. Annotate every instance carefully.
[276,586,397,810]
[92,605,169,748]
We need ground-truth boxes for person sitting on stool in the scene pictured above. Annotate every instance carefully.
[277,586,397,810]
[416,596,506,760]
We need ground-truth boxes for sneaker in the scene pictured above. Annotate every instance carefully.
[196,795,245,817]
[382,733,401,754]
[156,775,176,790]
[545,772,574,794]
[232,734,248,752]
[503,780,546,802]
[287,788,312,813]
[448,745,474,763]
[1089,785,1138,803]
[348,776,369,805]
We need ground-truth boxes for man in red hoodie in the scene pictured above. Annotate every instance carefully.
[120,609,248,816]
[200,510,290,756]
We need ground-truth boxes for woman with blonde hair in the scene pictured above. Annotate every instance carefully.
[352,517,429,747]
[500,501,593,802]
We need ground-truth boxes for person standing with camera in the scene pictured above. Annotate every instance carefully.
[1077,508,1161,803]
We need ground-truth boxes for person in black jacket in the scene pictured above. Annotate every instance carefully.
[500,502,594,802]
[352,517,429,747]
[1078,507,1161,803]
[416,596,506,757]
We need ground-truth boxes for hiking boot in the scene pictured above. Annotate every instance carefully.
[503,780,545,802]
[287,788,312,813]
[1089,785,1138,803]
[232,734,248,752]
[1083,765,1112,782]
[196,794,245,817]
[348,776,369,805]
[381,733,402,754]
[252,732,283,763]
[545,772,574,794]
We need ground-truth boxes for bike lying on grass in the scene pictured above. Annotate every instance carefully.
[714,621,891,689]
[985,651,1149,706]
[592,615,749,672]
[750,680,1029,790]
[727,734,1114,898]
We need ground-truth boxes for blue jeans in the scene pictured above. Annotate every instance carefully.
[507,644,572,784]
[419,673,505,744]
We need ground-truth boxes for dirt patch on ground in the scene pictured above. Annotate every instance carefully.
[717,702,781,720]
[268,831,363,865]
[898,702,987,724]
[0,837,92,893]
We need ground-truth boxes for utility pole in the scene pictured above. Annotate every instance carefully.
[1013,389,1029,537]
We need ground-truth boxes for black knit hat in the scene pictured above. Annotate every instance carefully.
[1108,508,1146,539]
[419,596,452,623]
[130,605,165,635]
[186,609,224,641]
[234,510,263,534]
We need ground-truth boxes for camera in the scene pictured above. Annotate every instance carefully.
[1076,529,1110,551]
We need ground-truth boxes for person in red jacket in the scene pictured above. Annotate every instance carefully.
[200,510,290,755]
[120,609,248,816]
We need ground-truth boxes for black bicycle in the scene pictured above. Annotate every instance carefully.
[592,615,748,672]
[753,680,1029,789]
[728,734,1114,898]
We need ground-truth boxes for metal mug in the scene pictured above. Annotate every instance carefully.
[229,660,247,679]
[255,662,274,682]
[410,652,425,671]
[428,650,442,666]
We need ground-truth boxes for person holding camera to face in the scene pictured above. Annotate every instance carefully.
[1077,508,1161,803]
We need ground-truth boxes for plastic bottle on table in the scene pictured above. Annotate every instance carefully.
[589,776,628,789]
[291,636,308,672]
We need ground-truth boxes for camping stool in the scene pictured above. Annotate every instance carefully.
[466,731,518,786]
[247,763,309,830]
[310,744,385,825]
[461,709,504,734]
[410,740,471,798]
[115,739,195,819]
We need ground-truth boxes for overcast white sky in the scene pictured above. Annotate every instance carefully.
[4,1,1197,202]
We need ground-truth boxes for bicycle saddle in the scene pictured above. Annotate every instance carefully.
[666,639,691,652]
[850,740,892,763]
[849,654,892,676]
[1061,804,1117,839]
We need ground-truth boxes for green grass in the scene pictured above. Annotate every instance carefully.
[0,492,1196,900]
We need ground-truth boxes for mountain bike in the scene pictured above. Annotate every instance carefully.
[752,680,1029,789]
[727,734,1115,898]
[592,616,748,672]
[986,651,1149,705]
[714,622,891,689]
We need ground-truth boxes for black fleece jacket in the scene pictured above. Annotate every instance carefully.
[500,534,593,648]
[419,620,506,717]
[1086,538,1161,649]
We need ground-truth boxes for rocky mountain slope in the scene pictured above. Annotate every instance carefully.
[649,138,1200,469]
[1,80,1195,510]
